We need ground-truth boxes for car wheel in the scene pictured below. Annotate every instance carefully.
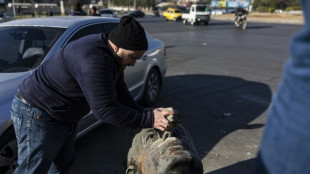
[191,20,195,26]
[0,127,18,174]
[204,22,209,25]
[140,68,161,106]
[165,18,168,21]
[242,21,247,30]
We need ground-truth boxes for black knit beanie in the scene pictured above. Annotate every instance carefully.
[109,16,148,50]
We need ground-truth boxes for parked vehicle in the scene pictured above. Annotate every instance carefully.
[226,8,235,14]
[210,8,226,15]
[0,16,167,174]
[235,14,247,29]
[99,8,116,17]
[153,9,160,17]
[182,4,211,26]
[163,8,182,22]
[127,10,145,18]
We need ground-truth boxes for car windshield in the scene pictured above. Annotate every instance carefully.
[0,26,65,73]
[100,10,113,14]
[175,10,182,13]
[196,6,208,12]
[0,14,3,18]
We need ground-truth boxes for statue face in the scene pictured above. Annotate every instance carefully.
[127,125,203,174]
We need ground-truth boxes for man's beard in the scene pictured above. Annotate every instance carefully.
[113,53,126,71]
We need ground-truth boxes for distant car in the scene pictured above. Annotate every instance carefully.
[99,8,116,17]
[69,9,86,16]
[211,9,226,15]
[163,8,182,22]
[153,9,160,17]
[0,12,11,23]
[0,16,167,174]
[226,8,235,14]
[127,10,145,18]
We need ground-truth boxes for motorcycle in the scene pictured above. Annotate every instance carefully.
[235,14,247,30]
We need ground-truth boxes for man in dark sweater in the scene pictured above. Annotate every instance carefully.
[10,16,173,173]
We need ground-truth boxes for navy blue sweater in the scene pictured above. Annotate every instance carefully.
[19,34,154,128]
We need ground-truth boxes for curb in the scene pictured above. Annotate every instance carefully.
[210,14,304,25]
[144,13,304,25]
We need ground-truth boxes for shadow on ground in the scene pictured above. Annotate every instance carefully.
[70,74,271,174]
[205,158,257,174]
[208,22,236,26]
[155,75,271,159]
[246,26,272,30]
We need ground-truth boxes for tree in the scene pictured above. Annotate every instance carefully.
[267,0,281,8]
[253,0,261,8]
[252,0,300,10]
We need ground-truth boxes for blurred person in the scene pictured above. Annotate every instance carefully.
[90,6,100,16]
[235,6,247,16]
[69,3,86,16]
[10,16,173,174]
[234,6,248,27]
[255,0,310,173]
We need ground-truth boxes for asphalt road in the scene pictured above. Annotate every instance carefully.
[69,16,303,174]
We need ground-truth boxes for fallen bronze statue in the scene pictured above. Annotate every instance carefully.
[126,108,203,174]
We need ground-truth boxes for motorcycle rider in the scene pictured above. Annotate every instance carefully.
[235,6,247,16]
[235,6,248,27]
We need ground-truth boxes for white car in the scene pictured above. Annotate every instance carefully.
[0,16,167,173]
[99,9,116,17]
[182,4,211,26]
[211,9,226,15]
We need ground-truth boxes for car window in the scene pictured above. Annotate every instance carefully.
[102,23,118,34]
[68,22,118,43]
[196,6,207,12]
[100,10,113,15]
[0,26,65,73]
[175,10,182,13]
[68,24,103,42]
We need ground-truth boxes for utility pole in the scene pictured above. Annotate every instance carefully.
[60,0,65,16]
[134,0,136,9]
[108,0,110,8]
[12,0,16,17]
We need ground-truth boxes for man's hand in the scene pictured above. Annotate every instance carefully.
[153,108,174,131]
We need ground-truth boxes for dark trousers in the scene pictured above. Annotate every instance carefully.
[254,152,269,174]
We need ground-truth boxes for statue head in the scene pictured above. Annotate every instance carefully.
[126,108,203,174]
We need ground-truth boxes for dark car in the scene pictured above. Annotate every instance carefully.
[153,9,160,17]
[128,10,145,18]
[226,8,236,14]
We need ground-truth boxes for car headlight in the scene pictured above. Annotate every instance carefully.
[147,48,162,57]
